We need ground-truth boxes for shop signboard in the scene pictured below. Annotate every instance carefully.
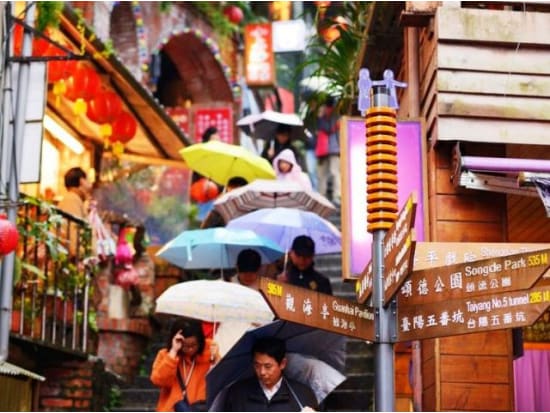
[260,278,375,341]
[244,23,276,87]
[192,106,233,144]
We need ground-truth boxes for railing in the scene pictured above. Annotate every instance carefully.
[11,194,95,353]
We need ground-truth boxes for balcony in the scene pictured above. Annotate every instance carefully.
[10,194,96,354]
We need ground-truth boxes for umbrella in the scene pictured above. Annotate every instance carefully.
[237,110,305,141]
[155,280,274,325]
[206,320,347,409]
[155,227,284,270]
[213,179,336,222]
[179,140,276,186]
[226,207,341,255]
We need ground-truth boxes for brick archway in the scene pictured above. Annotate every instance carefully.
[161,32,233,104]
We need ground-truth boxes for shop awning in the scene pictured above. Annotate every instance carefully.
[0,361,45,381]
[51,7,191,166]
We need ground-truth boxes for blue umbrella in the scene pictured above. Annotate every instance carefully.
[226,207,341,255]
[155,227,284,269]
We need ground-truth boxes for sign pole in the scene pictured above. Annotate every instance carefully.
[358,68,406,411]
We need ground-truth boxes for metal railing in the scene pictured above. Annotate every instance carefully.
[11,195,95,353]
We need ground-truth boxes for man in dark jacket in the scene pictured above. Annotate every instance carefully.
[223,337,318,412]
[277,235,333,295]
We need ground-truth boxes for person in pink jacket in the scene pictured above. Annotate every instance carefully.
[272,149,312,191]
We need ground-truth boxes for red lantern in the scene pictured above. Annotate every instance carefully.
[47,46,78,83]
[223,5,244,25]
[110,111,137,144]
[87,90,123,124]
[65,64,101,102]
[13,26,51,56]
[0,213,19,256]
[190,178,219,203]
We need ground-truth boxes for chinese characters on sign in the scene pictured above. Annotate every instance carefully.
[193,107,233,144]
[397,281,550,341]
[399,249,550,306]
[260,278,374,341]
[356,193,417,304]
[244,23,275,87]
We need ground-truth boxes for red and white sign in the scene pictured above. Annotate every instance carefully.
[192,106,233,144]
[165,106,190,136]
[244,23,275,87]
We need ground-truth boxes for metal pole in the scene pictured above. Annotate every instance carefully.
[371,88,395,411]
[0,2,34,362]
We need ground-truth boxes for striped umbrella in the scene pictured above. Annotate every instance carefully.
[213,179,336,223]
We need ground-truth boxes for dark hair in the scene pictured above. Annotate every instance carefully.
[202,126,219,143]
[275,124,292,135]
[325,96,335,107]
[252,337,286,364]
[64,167,87,189]
[166,318,206,354]
[227,176,248,188]
[236,249,261,273]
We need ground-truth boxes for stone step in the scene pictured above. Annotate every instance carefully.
[118,387,159,407]
[324,388,374,412]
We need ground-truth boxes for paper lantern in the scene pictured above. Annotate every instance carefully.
[13,25,51,56]
[0,213,19,256]
[47,46,78,83]
[110,111,137,144]
[87,90,123,124]
[65,63,101,117]
[223,5,244,24]
[190,178,219,203]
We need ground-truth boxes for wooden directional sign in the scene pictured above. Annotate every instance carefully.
[356,193,417,305]
[398,249,550,307]
[260,277,375,341]
[396,278,550,342]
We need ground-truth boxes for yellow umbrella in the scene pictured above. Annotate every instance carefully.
[179,140,276,186]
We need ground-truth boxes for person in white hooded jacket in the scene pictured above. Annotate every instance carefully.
[272,148,313,191]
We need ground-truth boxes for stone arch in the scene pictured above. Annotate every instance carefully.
[152,26,234,104]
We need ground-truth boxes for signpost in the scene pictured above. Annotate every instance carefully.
[356,193,417,305]
[259,278,375,341]
[398,249,550,306]
[397,279,550,341]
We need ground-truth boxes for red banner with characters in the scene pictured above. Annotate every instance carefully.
[192,106,234,144]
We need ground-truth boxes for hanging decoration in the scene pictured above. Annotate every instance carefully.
[110,111,138,155]
[65,62,101,119]
[131,1,151,77]
[0,213,19,256]
[190,178,219,203]
[87,89,123,145]
[223,5,244,25]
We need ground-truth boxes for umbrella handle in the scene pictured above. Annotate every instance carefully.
[284,376,304,410]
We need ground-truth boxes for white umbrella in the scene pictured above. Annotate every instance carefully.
[155,280,274,325]
[213,179,336,222]
[237,110,305,141]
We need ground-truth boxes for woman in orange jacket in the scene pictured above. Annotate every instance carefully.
[150,318,220,412]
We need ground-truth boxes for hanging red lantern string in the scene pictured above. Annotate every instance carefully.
[110,111,138,155]
[87,90,123,145]
[65,63,101,121]
[47,46,78,107]
[13,25,51,56]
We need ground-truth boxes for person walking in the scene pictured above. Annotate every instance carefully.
[231,248,262,290]
[316,98,341,206]
[223,337,318,412]
[272,149,312,191]
[261,124,304,170]
[303,129,319,191]
[277,235,332,295]
[150,318,220,412]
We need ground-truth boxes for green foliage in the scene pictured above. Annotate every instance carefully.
[35,1,64,32]
[104,385,122,411]
[297,2,371,121]
[195,2,239,37]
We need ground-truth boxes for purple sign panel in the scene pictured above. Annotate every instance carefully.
[341,118,425,279]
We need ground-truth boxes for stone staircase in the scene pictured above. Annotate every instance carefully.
[112,208,375,412]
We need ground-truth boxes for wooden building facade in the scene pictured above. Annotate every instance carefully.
[362,2,550,411]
